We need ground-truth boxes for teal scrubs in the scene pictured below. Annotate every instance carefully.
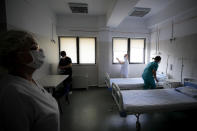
[142,62,158,89]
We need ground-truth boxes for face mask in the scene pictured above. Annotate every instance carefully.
[27,49,45,69]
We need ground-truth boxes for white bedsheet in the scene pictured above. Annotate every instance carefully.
[121,89,197,114]
[110,77,163,90]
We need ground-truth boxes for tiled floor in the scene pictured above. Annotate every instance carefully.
[59,87,197,131]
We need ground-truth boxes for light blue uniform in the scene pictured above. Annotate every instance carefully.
[142,62,158,89]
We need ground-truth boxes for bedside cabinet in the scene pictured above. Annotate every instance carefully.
[163,79,182,88]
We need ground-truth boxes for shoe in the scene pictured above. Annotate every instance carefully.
[69,91,72,95]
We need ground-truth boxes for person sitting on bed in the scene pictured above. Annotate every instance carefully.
[116,54,129,78]
[142,56,161,89]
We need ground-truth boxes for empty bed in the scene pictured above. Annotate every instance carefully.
[112,82,197,130]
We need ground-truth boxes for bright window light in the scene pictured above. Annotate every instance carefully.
[60,37,77,63]
[113,38,128,63]
[130,39,145,63]
[79,38,96,64]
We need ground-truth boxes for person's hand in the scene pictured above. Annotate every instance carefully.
[116,58,119,61]
[156,78,159,83]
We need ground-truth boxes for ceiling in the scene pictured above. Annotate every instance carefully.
[46,0,175,27]
[47,0,174,17]
[47,0,116,15]
[135,0,174,18]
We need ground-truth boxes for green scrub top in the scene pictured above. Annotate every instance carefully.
[142,61,158,80]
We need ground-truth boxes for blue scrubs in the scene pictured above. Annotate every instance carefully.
[142,62,158,89]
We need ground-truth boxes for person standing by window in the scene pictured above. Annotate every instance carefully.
[116,54,129,78]
[58,51,72,93]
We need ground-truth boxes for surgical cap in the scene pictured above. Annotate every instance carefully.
[0,30,36,69]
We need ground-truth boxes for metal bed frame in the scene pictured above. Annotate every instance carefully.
[112,82,197,131]
[105,72,111,89]
[112,83,141,130]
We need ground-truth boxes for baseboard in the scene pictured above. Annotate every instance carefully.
[88,85,98,87]
[88,84,107,88]
[98,84,107,88]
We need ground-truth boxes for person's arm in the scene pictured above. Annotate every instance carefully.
[116,58,124,64]
[58,58,72,69]
[62,57,72,69]
[152,69,159,82]
[59,64,72,69]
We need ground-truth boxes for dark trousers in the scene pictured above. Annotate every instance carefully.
[53,75,72,97]
[63,75,72,91]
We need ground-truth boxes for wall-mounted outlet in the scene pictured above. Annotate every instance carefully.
[51,39,56,44]
[170,37,176,42]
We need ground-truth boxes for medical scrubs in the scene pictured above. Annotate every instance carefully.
[0,74,60,131]
[142,62,158,89]
[121,59,129,78]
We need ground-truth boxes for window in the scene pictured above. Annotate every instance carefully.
[59,37,96,64]
[130,39,145,63]
[113,38,128,63]
[112,37,145,64]
[59,37,77,63]
[79,38,96,64]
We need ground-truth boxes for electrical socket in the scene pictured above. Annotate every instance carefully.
[51,39,56,44]
[170,37,176,42]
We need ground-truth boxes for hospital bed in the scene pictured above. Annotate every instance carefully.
[112,81,197,130]
[105,72,167,90]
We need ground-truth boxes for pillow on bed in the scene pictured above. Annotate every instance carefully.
[175,86,197,98]
[157,72,167,82]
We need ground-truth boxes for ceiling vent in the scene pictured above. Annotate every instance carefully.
[129,7,151,17]
[68,3,88,13]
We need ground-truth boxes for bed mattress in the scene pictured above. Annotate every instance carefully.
[110,78,163,90]
[121,88,197,114]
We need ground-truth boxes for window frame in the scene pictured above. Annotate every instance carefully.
[129,38,146,64]
[58,36,97,65]
[112,37,129,64]
[112,37,146,64]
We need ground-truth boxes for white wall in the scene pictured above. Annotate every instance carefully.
[56,15,150,86]
[4,0,197,86]
[5,0,58,79]
[147,0,197,82]
[146,0,197,28]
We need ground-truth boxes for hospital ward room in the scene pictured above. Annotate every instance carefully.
[1,0,197,131]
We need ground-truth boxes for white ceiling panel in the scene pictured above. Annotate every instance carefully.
[133,0,175,18]
[47,0,116,15]
[46,0,178,27]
